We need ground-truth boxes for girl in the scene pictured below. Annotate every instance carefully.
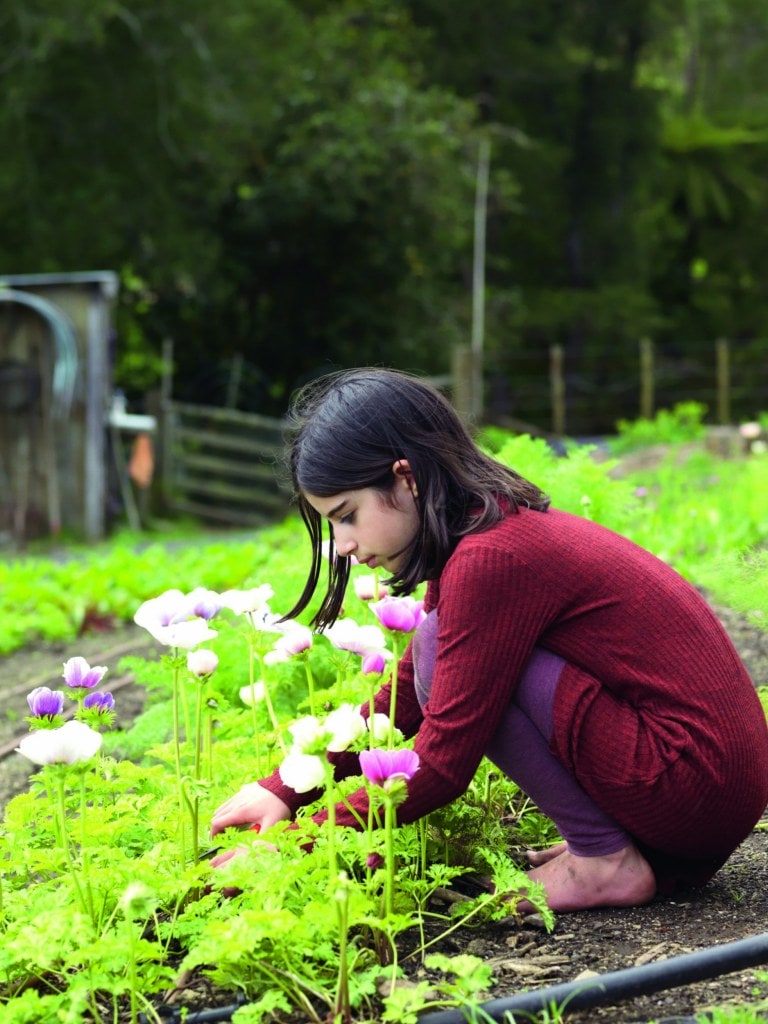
[211,367,768,911]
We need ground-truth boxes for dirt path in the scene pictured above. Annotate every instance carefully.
[0,622,160,809]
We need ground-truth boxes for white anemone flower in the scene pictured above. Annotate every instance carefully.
[218,585,275,616]
[278,750,326,793]
[322,618,390,658]
[325,704,366,752]
[367,713,402,744]
[134,589,188,631]
[16,720,103,765]
[287,714,327,752]
[134,590,218,648]
[353,574,390,601]
[187,649,219,678]
[160,619,218,650]
[239,681,266,706]
[263,624,313,664]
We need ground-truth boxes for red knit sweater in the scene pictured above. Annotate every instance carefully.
[261,508,768,886]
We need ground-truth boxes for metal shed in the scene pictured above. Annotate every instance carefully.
[0,271,118,545]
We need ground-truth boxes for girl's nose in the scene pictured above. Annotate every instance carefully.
[334,528,357,558]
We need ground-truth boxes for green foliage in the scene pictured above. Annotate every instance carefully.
[609,401,709,454]
[3,0,768,425]
[484,430,640,536]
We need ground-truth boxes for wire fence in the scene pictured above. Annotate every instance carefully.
[481,337,768,438]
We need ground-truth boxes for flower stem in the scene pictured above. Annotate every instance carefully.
[125,920,139,1024]
[324,762,338,885]
[170,658,188,866]
[79,772,96,923]
[246,639,262,775]
[256,651,286,754]
[303,655,317,716]
[383,792,395,918]
[388,635,400,749]
[334,873,351,1022]
[53,771,92,926]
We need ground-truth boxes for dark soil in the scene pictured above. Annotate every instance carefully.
[2,600,768,1023]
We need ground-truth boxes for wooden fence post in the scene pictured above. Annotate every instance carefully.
[639,337,654,420]
[549,344,566,437]
[451,345,477,425]
[716,337,731,425]
[160,338,174,509]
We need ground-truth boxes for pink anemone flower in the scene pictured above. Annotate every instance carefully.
[359,747,420,789]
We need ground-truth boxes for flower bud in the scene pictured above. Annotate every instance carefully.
[187,649,219,678]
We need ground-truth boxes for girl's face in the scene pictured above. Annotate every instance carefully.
[305,461,420,574]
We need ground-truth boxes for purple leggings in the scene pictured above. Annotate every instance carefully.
[417,645,629,857]
[486,648,630,856]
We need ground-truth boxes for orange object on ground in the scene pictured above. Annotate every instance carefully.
[128,432,154,488]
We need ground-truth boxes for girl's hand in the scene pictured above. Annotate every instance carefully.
[210,781,291,837]
[209,838,277,869]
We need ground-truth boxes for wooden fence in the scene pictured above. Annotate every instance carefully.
[160,400,291,527]
[154,339,765,530]
[157,351,455,529]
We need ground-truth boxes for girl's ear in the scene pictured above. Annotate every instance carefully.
[392,459,418,497]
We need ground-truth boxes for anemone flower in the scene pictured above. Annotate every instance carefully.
[287,714,327,753]
[82,691,115,714]
[361,651,387,676]
[370,596,426,634]
[185,587,223,621]
[367,713,401,745]
[278,749,326,793]
[263,624,313,665]
[324,704,366,752]
[323,618,389,658]
[187,649,219,678]
[239,681,266,706]
[26,686,65,723]
[62,657,108,695]
[359,748,420,790]
[16,720,103,765]
[134,590,219,648]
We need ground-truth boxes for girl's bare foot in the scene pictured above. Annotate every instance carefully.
[513,843,656,914]
[526,841,567,867]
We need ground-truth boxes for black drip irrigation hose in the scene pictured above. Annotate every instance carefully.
[139,995,248,1023]
[419,932,768,1023]
[140,932,768,1024]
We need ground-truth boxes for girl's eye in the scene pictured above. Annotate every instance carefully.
[339,513,355,526]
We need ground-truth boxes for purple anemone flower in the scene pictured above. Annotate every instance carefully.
[27,686,65,719]
[359,748,420,789]
[62,656,108,691]
[83,691,116,714]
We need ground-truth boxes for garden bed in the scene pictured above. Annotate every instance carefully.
[2,598,767,1024]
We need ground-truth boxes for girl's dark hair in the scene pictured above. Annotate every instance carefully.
[283,367,550,628]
